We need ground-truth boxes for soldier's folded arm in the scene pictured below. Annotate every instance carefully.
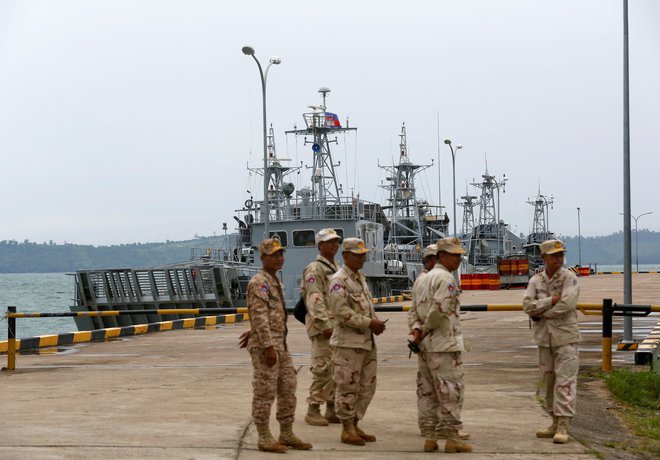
[250,291,274,348]
[543,280,579,319]
[523,283,552,317]
[334,298,371,331]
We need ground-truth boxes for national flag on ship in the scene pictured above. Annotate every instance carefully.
[325,112,341,128]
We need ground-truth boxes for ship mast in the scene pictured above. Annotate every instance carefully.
[379,123,443,247]
[285,87,356,218]
[458,186,478,236]
[526,188,554,243]
[248,124,300,221]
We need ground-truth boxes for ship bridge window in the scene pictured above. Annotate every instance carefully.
[269,231,288,247]
[293,229,345,247]
[293,230,316,247]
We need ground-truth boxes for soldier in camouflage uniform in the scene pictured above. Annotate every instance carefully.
[408,237,473,453]
[301,228,341,426]
[246,238,312,453]
[327,237,387,446]
[523,239,580,444]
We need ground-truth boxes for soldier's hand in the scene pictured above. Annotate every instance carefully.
[411,329,423,344]
[322,328,333,340]
[551,294,560,305]
[238,330,251,348]
[529,314,542,322]
[369,318,386,335]
[263,346,278,367]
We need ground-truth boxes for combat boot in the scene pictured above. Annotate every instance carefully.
[304,404,328,426]
[354,418,376,442]
[424,440,439,452]
[255,424,288,454]
[278,422,313,450]
[323,401,341,424]
[444,429,473,453]
[340,419,365,446]
[536,415,558,438]
[552,417,570,444]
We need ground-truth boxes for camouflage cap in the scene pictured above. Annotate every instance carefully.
[540,239,565,255]
[342,237,369,254]
[436,237,466,254]
[315,228,342,245]
[423,244,438,258]
[259,238,285,255]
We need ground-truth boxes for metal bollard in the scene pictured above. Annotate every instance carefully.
[602,299,613,372]
[6,306,16,371]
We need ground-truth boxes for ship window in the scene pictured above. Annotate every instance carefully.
[269,231,288,247]
[293,230,316,247]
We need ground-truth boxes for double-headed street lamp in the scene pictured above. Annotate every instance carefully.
[631,212,652,273]
[241,46,281,238]
[618,211,653,273]
[443,139,462,237]
[577,207,582,266]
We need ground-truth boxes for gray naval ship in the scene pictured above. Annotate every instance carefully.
[71,88,448,331]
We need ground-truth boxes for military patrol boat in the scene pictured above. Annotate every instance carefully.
[71,88,429,330]
[460,166,524,273]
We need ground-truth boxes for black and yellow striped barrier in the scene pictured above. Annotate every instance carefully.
[596,271,660,275]
[1,306,250,371]
[372,295,407,304]
[4,302,659,373]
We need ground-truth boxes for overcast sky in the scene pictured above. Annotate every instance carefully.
[1,0,658,246]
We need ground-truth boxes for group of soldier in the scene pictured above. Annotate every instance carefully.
[241,229,581,454]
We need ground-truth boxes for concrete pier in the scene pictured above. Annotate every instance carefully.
[1,274,658,459]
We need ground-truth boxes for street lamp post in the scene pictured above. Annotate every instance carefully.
[242,46,281,239]
[577,207,582,266]
[444,139,462,237]
[632,212,653,273]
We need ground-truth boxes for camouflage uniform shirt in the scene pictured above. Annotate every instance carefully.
[301,256,338,338]
[523,267,581,347]
[246,270,288,352]
[408,264,464,352]
[327,265,376,350]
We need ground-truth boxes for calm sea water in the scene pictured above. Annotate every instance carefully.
[0,273,75,341]
[2,265,660,341]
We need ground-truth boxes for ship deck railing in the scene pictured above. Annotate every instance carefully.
[243,197,386,224]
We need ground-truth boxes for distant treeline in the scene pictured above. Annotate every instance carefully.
[560,230,659,266]
[0,236,232,273]
[0,230,658,273]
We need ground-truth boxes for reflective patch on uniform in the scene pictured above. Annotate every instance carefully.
[331,282,344,292]
[307,276,316,284]
[260,284,269,292]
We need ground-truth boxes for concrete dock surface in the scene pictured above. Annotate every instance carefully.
[1,274,659,459]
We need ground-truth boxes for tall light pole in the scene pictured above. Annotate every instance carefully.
[577,207,582,266]
[444,139,462,237]
[242,45,281,239]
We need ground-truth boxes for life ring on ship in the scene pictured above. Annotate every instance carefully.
[245,199,253,209]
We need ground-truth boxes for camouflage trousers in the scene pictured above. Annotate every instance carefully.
[539,343,578,417]
[307,336,335,405]
[249,347,297,426]
[417,351,464,438]
[332,346,377,421]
